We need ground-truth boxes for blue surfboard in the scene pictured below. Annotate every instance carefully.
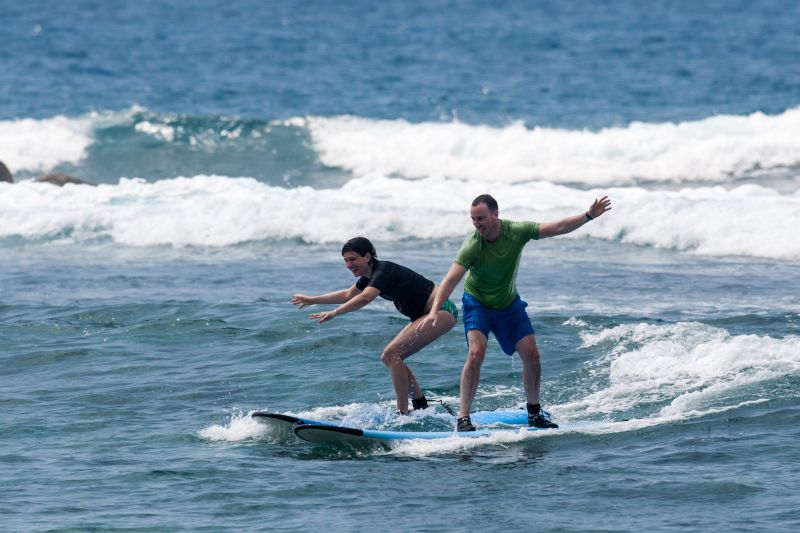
[292,422,560,446]
[468,409,528,425]
[252,408,529,433]
[253,407,556,445]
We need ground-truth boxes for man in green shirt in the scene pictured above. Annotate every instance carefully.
[422,194,611,431]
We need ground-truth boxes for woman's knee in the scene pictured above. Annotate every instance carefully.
[381,349,402,367]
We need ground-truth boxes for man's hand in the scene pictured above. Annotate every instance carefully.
[417,311,439,332]
[587,196,612,219]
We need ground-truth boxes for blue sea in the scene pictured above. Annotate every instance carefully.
[2,0,800,531]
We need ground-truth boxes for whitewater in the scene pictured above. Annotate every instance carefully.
[2,107,800,260]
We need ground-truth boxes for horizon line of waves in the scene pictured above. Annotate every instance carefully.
[2,175,799,260]
[301,107,800,186]
[4,106,800,188]
[0,107,308,177]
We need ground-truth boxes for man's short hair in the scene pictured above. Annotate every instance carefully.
[471,194,498,213]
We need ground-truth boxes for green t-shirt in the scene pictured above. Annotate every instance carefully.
[454,219,540,310]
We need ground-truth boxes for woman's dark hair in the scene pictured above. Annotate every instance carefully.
[472,194,498,213]
[341,237,377,264]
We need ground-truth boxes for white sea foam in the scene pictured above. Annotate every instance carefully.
[135,120,176,142]
[563,317,589,328]
[0,109,137,174]
[2,174,799,260]
[384,322,799,456]
[198,409,268,442]
[5,107,800,189]
[385,420,642,457]
[562,322,800,418]
[302,108,800,185]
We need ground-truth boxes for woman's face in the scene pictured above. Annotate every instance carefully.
[342,251,372,277]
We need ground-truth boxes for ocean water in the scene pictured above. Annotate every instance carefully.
[2,1,800,531]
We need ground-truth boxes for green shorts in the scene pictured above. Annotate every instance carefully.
[440,299,459,322]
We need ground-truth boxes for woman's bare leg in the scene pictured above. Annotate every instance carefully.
[381,310,456,412]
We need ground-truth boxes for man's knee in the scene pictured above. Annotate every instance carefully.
[519,350,540,365]
[466,345,486,367]
[517,338,541,363]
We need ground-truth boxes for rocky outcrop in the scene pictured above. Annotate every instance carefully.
[0,161,12,183]
[33,173,96,187]
[0,161,96,186]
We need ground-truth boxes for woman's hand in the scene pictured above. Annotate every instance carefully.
[309,311,336,324]
[291,294,313,308]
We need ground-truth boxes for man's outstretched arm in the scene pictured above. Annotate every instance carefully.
[538,196,611,239]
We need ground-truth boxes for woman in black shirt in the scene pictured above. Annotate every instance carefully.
[291,237,457,414]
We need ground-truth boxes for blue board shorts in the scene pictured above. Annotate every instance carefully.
[462,293,534,355]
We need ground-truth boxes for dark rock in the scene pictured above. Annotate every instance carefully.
[34,173,96,186]
[0,160,12,183]
[0,161,95,186]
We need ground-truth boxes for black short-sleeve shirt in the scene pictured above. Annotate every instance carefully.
[355,259,435,320]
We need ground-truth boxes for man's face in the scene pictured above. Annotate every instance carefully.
[470,202,500,240]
